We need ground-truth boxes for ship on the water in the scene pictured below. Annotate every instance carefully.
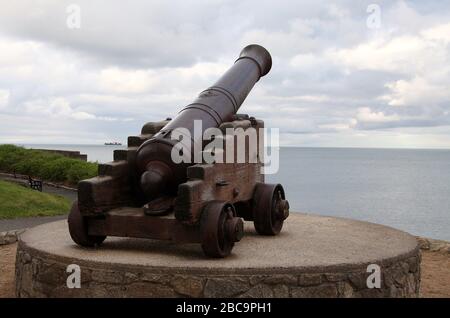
[104,142,122,145]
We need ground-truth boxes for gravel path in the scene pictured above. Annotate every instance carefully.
[0,243,16,298]
[420,251,450,297]
[0,215,68,232]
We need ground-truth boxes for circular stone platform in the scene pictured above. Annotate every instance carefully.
[15,213,420,298]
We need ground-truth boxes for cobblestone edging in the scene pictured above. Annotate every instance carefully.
[15,242,421,298]
[0,229,25,245]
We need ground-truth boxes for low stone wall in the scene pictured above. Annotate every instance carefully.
[15,244,420,298]
[14,214,422,298]
[34,149,87,161]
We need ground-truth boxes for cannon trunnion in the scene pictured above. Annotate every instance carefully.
[68,45,289,258]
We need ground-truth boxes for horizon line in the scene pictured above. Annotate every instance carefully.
[4,143,450,151]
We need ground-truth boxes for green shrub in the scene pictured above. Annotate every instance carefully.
[66,161,98,184]
[39,158,73,181]
[0,144,98,186]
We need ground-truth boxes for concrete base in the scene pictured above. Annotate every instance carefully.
[15,213,421,298]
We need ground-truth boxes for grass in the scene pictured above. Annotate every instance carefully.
[0,180,70,219]
[0,144,98,186]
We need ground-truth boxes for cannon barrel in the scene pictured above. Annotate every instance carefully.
[135,44,272,200]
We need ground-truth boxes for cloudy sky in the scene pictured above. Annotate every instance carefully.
[1,0,450,148]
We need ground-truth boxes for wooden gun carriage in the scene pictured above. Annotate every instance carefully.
[68,45,289,258]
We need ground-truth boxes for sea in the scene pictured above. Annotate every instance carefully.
[20,144,450,241]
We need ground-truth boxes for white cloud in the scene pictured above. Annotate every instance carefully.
[0,89,10,109]
[356,107,399,123]
[382,77,450,107]
[317,122,354,131]
[98,68,159,94]
[421,22,450,43]
[327,18,450,102]
[328,35,428,74]
[290,53,325,71]
[22,97,119,121]
[71,111,96,120]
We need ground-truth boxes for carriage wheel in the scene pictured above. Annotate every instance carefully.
[68,201,106,247]
[200,201,244,258]
[252,183,289,235]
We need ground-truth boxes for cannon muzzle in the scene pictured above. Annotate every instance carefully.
[136,44,272,201]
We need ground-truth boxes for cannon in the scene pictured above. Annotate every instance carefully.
[68,44,290,258]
